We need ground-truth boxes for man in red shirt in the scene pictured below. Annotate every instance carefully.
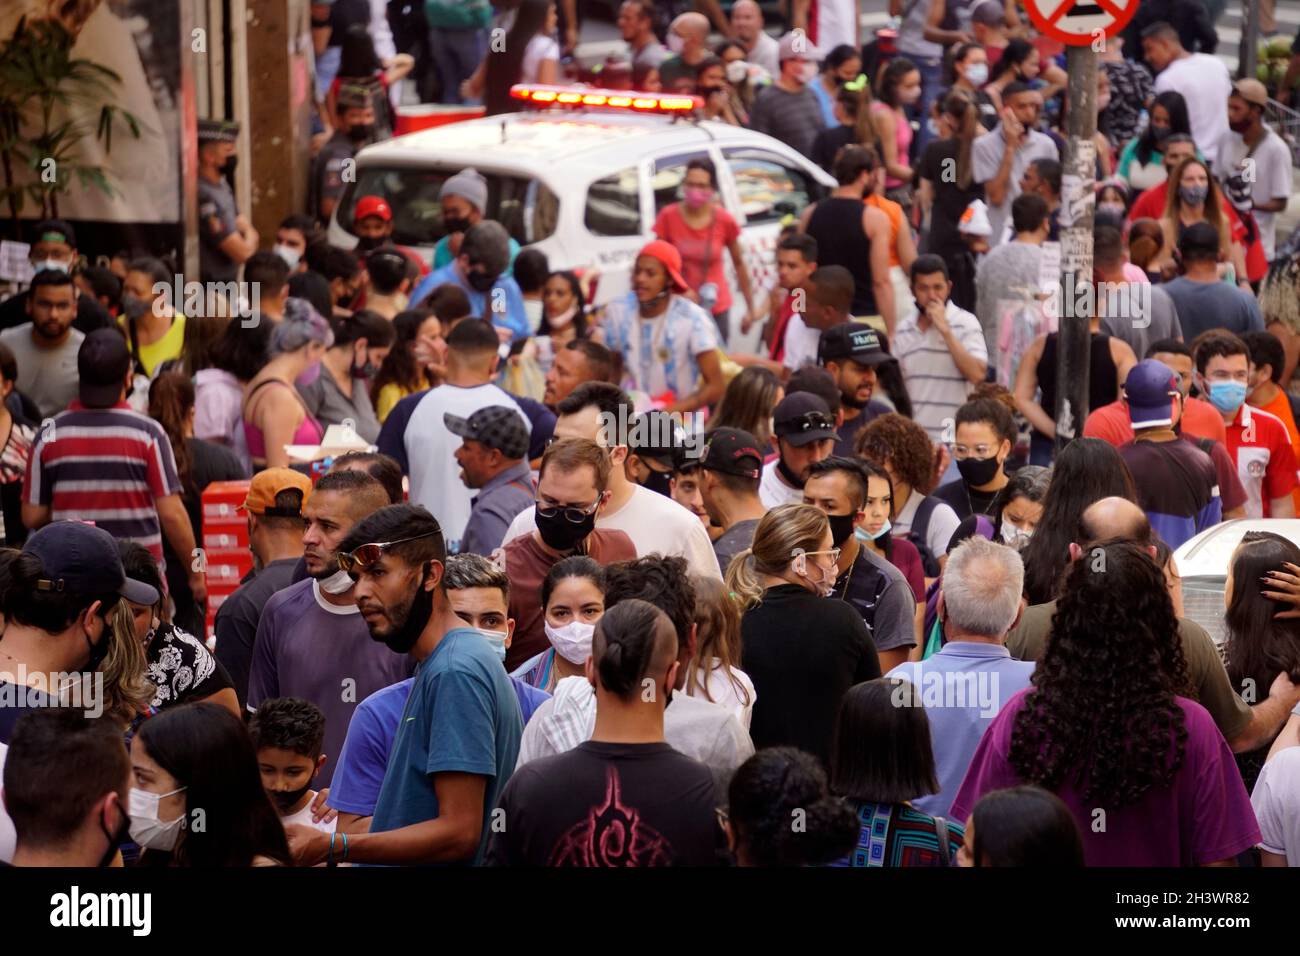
[1195,331,1298,518]
[762,232,818,362]
[1127,135,1266,283]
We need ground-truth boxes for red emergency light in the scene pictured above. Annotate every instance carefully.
[510,84,703,114]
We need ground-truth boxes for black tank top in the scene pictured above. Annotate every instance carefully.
[1038,332,1119,422]
[806,197,878,316]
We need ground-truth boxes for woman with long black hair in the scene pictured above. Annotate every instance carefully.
[1018,437,1136,605]
[957,786,1083,867]
[952,540,1260,866]
[470,0,560,116]
[1224,531,1300,790]
[918,92,984,311]
[1116,90,1192,192]
[131,702,292,867]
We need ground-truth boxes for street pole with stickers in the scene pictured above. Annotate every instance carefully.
[1025,0,1139,455]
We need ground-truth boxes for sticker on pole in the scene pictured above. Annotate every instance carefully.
[1024,0,1139,46]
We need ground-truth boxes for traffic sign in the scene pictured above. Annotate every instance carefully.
[1023,0,1139,47]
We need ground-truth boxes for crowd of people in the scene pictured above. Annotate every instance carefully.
[8,0,1300,870]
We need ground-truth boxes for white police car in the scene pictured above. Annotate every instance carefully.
[1174,518,1300,651]
[328,85,836,315]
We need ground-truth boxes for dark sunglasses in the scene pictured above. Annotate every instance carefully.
[337,529,441,573]
[536,497,601,524]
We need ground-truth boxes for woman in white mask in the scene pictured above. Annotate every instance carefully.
[130,702,291,866]
[512,556,606,692]
[724,503,880,762]
[520,271,589,383]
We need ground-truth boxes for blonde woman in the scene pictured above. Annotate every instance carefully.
[725,503,881,764]
[685,574,756,730]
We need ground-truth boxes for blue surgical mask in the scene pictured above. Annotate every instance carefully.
[1205,379,1248,415]
[478,629,508,663]
[855,519,891,543]
[964,62,989,86]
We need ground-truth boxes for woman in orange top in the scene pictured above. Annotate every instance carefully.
[863,146,917,327]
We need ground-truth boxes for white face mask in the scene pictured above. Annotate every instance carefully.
[129,786,187,851]
[478,629,509,662]
[545,619,596,665]
[964,62,989,86]
[667,32,686,54]
[273,244,301,270]
[799,62,818,84]
[547,304,578,329]
[319,568,355,595]
[726,60,749,85]
[1000,521,1032,549]
[32,258,70,274]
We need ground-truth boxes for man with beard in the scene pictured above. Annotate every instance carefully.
[247,470,411,789]
[286,504,522,866]
[542,339,615,410]
[0,220,113,335]
[758,392,837,509]
[818,323,898,457]
[1216,79,1293,262]
[0,270,84,418]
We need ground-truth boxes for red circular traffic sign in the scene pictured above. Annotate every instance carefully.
[1024,0,1139,47]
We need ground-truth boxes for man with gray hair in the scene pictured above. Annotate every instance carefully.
[888,536,1034,817]
[410,219,530,343]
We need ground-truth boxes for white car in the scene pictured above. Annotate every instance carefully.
[328,90,837,317]
[1174,518,1300,650]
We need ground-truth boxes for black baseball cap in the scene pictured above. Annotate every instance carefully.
[23,521,160,606]
[444,406,530,459]
[700,427,763,478]
[818,323,897,366]
[78,329,131,408]
[773,393,837,447]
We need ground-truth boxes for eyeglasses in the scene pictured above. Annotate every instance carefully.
[785,412,834,433]
[953,444,997,459]
[536,497,601,524]
[337,529,441,573]
[803,548,841,565]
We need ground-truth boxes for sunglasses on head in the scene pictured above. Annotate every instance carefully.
[789,412,834,432]
[337,529,441,573]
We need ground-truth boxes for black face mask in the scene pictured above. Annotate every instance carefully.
[348,123,376,144]
[357,234,385,252]
[443,215,471,235]
[826,512,857,548]
[639,466,673,497]
[84,620,110,671]
[336,289,356,310]
[466,269,496,293]
[220,155,238,176]
[776,455,805,490]
[98,801,131,868]
[374,569,434,654]
[269,781,313,813]
[957,455,1002,488]
[535,504,597,553]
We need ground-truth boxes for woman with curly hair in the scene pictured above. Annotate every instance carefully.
[1223,531,1300,791]
[951,540,1260,866]
[856,412,959,579]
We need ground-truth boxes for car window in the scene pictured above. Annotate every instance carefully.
[585,166,641,237]
[723,148,824,225]
[337,167,556,245]
[651,152,711,219]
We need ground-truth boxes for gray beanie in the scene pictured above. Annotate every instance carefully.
[441,167,488,213]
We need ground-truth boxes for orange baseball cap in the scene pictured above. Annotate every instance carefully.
[240,468,313,516]
[637,239,689,293]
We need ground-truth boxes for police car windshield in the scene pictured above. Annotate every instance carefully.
[337,167,559,247]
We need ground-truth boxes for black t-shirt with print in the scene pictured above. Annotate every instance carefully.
[485,741,725,867]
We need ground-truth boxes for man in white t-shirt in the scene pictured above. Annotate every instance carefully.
[1144,21,1232,168]
[731,0,780,77]
[250,697,337,840]
[1216,79,1293,261]
[499,382,722,579]
[971,84,1059,248]
[404,319,530,553]
[793,0,860,56]
[893,255,989,441]
[759,392,837,508]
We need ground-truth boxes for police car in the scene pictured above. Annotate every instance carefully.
[1174,518,1300,651]
[328,84,837,315]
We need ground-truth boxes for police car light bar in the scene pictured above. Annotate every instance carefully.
[509,84,702,113]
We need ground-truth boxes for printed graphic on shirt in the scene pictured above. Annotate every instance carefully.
[548,767,673,867]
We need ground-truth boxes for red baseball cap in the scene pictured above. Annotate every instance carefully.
[354,195,392,222]
[637,239,688,293]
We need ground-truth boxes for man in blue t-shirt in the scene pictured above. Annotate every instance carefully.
[409,221,529,343]
[284,504,522,866]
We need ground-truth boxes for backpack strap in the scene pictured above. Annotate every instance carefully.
[934,815,952,866]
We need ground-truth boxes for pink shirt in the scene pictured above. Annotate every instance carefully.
[872,102,913,189]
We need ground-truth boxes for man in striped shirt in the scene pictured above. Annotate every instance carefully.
[893,256,989,442]
[21,329,206,604]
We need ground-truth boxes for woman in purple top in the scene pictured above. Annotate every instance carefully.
[951,540,1261,867]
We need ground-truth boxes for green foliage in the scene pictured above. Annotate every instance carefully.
[0,15,142,224]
